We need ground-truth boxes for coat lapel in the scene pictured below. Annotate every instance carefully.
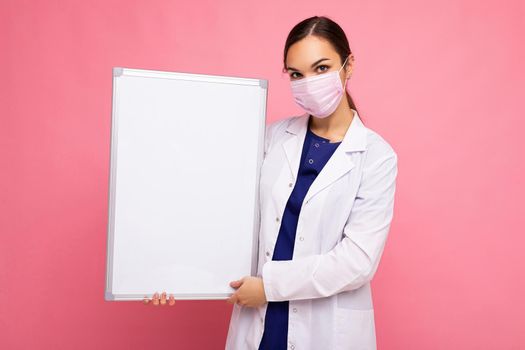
[281,109,367,203]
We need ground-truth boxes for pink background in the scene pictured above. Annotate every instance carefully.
[1,0,524,349]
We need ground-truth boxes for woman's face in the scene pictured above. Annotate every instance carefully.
[285,35,354,84]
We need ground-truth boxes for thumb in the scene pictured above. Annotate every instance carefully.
[229,278,244,288]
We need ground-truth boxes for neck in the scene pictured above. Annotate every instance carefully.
[308,96,354,137]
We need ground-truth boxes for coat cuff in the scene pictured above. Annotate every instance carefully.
[262,261,277,301]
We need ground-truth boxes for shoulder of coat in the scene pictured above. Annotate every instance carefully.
[362,126,397,160]
[266,115,300,137]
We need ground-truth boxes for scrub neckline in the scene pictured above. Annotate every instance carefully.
[307,127,342,144]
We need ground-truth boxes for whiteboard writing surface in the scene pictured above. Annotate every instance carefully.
[105,67,267,301]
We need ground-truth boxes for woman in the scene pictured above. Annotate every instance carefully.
[145,15,398,350]
[224,16,398,350]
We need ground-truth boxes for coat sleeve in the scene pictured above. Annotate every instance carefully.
[262,148,398,301]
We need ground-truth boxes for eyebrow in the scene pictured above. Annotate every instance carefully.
[286,58,331,72]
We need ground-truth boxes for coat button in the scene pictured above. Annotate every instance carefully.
[292,307,297,313]
[266,251,270,257]
[288,182,293,187]
[276,217,280,222]
[299,236,304,241]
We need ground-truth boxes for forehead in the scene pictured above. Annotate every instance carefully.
[286,36,338,68]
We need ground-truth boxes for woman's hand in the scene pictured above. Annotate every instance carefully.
[227,276,267,308]
[143,292,176,306]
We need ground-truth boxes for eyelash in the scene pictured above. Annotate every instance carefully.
[290,65,329,79]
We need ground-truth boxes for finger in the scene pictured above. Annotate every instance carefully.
[168,294,175,306]
[143,296,150,305]
[160,292,167,305]
[227,293,238,305]
[153,292,159,306]
[230,280,242,288]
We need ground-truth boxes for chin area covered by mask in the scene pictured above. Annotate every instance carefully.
[290,55,350,118]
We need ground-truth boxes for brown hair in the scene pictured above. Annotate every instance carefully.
[282,16,362,122]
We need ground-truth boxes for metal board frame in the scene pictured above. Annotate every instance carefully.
[105,67,268,301]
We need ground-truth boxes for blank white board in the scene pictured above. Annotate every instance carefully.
[105,67,267,301]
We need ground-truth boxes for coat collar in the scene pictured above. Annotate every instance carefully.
[281,109,367,203]
[284,109,367,152]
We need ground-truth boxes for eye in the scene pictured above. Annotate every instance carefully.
[289,65,330,80]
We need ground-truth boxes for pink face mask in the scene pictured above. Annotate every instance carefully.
[290,55,350,118]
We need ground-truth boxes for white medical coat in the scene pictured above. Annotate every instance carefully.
[225,109,398,350]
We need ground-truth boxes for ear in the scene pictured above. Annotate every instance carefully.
[345,54,355,80]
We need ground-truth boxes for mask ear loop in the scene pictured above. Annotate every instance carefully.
[341,55,351,92]
[341,55,350,70]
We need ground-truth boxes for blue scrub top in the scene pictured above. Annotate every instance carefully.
[258,121,342,350]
